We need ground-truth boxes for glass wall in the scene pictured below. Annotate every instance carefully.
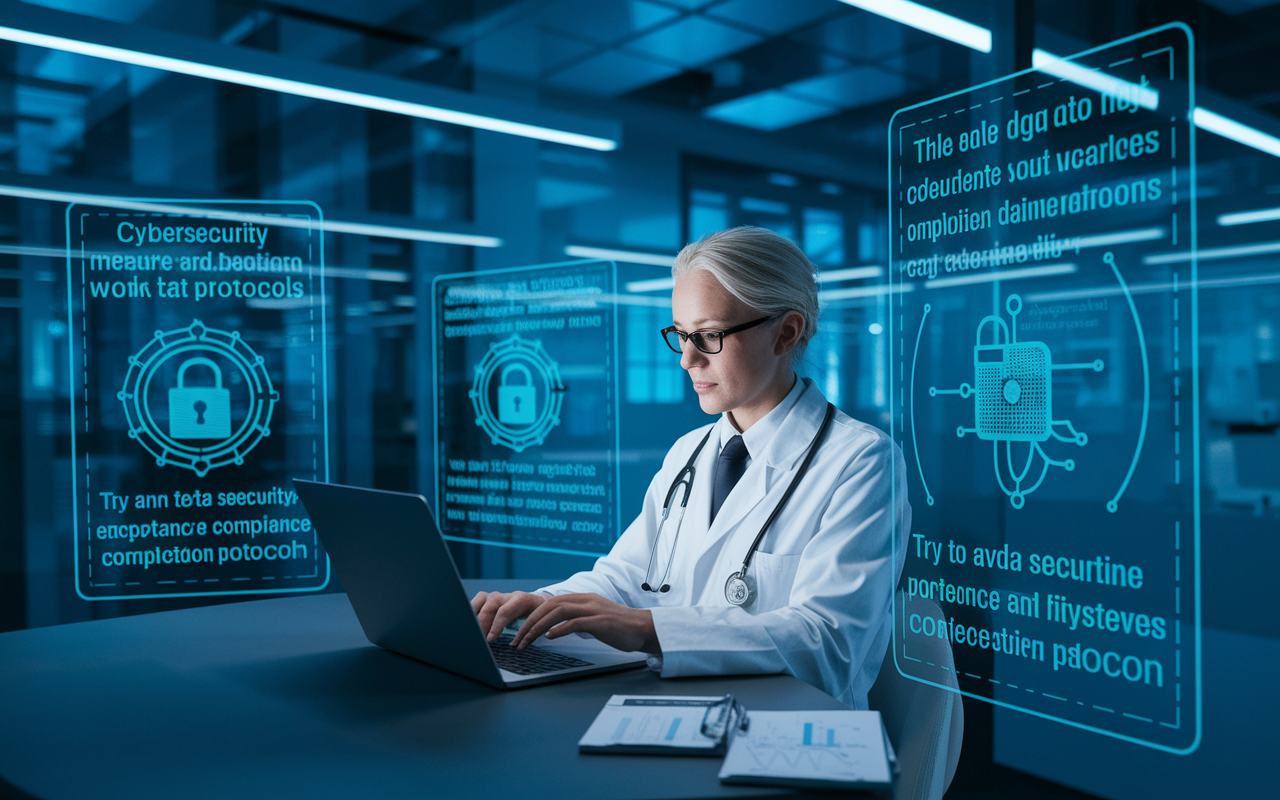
[1,1,1277,796]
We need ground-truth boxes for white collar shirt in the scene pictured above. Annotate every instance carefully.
[716,373,806,478]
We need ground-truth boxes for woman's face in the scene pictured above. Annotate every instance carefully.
[670,270,801,426]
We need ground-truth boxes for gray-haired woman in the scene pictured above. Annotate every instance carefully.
[472,226,911,709]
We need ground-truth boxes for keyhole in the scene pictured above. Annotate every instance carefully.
[193,400,208,425]
[512,396,522,413]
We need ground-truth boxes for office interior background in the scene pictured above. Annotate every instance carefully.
[0,0,1276,797]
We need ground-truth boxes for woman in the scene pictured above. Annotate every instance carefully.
[471,226,911,710]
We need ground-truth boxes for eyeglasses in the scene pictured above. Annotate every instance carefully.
[660,315,775,355]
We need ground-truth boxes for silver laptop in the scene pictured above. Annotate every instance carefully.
[293,480,646,688]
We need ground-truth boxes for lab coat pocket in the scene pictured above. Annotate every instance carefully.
[749,552,804,611]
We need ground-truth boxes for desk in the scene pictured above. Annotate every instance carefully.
[0,580,853,800]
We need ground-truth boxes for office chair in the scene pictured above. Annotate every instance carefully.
[868,592,964,800]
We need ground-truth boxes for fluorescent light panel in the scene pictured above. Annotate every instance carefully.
[1144,240,1280,265]
[0,25,617,152]
[926,263,1076,289]
[625,277,676,293]
[624,265,885,294]
[819,284,914,301]
[323,267,409,283]
[1029,272,1280,303]
[836,0,991,53]
[1070,228,1165,249]
[819,265,884,282]
[598,293,671,308]
[1219,207,1280,226]
[0,244,69,259]
[1193,107,1280,158]
[565,245,675,267]
[0,243,411,282]
[1032,49,1159,110]
[0,184,500,247]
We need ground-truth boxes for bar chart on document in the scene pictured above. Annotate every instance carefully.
[723,711,890,779]
[578,696,726,750]
[613,709,702,745]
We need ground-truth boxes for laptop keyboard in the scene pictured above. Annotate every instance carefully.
[489,634,594,675]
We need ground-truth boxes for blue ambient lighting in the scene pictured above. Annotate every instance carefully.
[0,184,501,247]
[819,284,915,301]
[0,24,618,152]
[1032,49,1159,111]
[1218,206,1280,226]
[565,246,675,267]
[1192,107,1280,158]
[819,266,885,283]
[925,263,1078,290]
[703,90,837,131]
[835,0,992,53]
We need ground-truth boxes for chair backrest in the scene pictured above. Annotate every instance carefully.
[868,592,964,800]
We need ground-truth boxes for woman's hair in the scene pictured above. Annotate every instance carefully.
[672,226,819,363]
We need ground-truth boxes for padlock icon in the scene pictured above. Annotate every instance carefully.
[497,363,537,425]
[168,357,232,440]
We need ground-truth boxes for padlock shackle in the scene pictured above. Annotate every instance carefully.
[177,357,224,389]
[974,315,1009,348]
[500,362,534,385]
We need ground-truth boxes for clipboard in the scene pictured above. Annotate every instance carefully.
[578,694,748,756]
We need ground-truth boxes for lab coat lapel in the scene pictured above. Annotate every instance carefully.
[678,417,766,581]
[705,461,769,541]
[689,461,769,604]
[699,383,828,558]
[686,382,831,601]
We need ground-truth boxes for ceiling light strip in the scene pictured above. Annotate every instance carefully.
[925,262,1077,289]
[0,184,501,247]
[1070,228,1165,249]
[836,0,991,53]
[1193,108,1280,158]
[1032,49,1159,110]
[819,284,915,301]
[0,24,617,152]
[1218,207,1280,226]
[819,265,884,283]
[624,277,676,293]
[565,245,676,267]
[1143,240,1280,265]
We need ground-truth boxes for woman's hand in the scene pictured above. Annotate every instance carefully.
[510,592,661,655]
[470,590,547,642]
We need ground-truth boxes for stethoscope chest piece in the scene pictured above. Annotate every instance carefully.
[724,571,755,607]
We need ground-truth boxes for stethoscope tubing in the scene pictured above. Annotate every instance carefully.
[733,403,836,579]
[642,402,836,595]
[642,426,714,592]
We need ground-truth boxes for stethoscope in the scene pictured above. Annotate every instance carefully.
[641,403,836,608]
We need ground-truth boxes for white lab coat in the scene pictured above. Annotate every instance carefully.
[538,377,912,709]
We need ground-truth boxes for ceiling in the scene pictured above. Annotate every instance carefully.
[12,0,1280,161]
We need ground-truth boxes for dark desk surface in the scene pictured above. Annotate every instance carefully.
[0,580,851,800]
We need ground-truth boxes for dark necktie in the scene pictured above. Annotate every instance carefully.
[710,435,749,525]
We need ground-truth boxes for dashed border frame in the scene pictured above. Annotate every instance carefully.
[886,23,1201,755]
[67,200,330,600]
[431,259,621,558]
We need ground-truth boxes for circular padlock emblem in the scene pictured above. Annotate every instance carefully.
[119,319,278,477]
[468,334,564,452]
